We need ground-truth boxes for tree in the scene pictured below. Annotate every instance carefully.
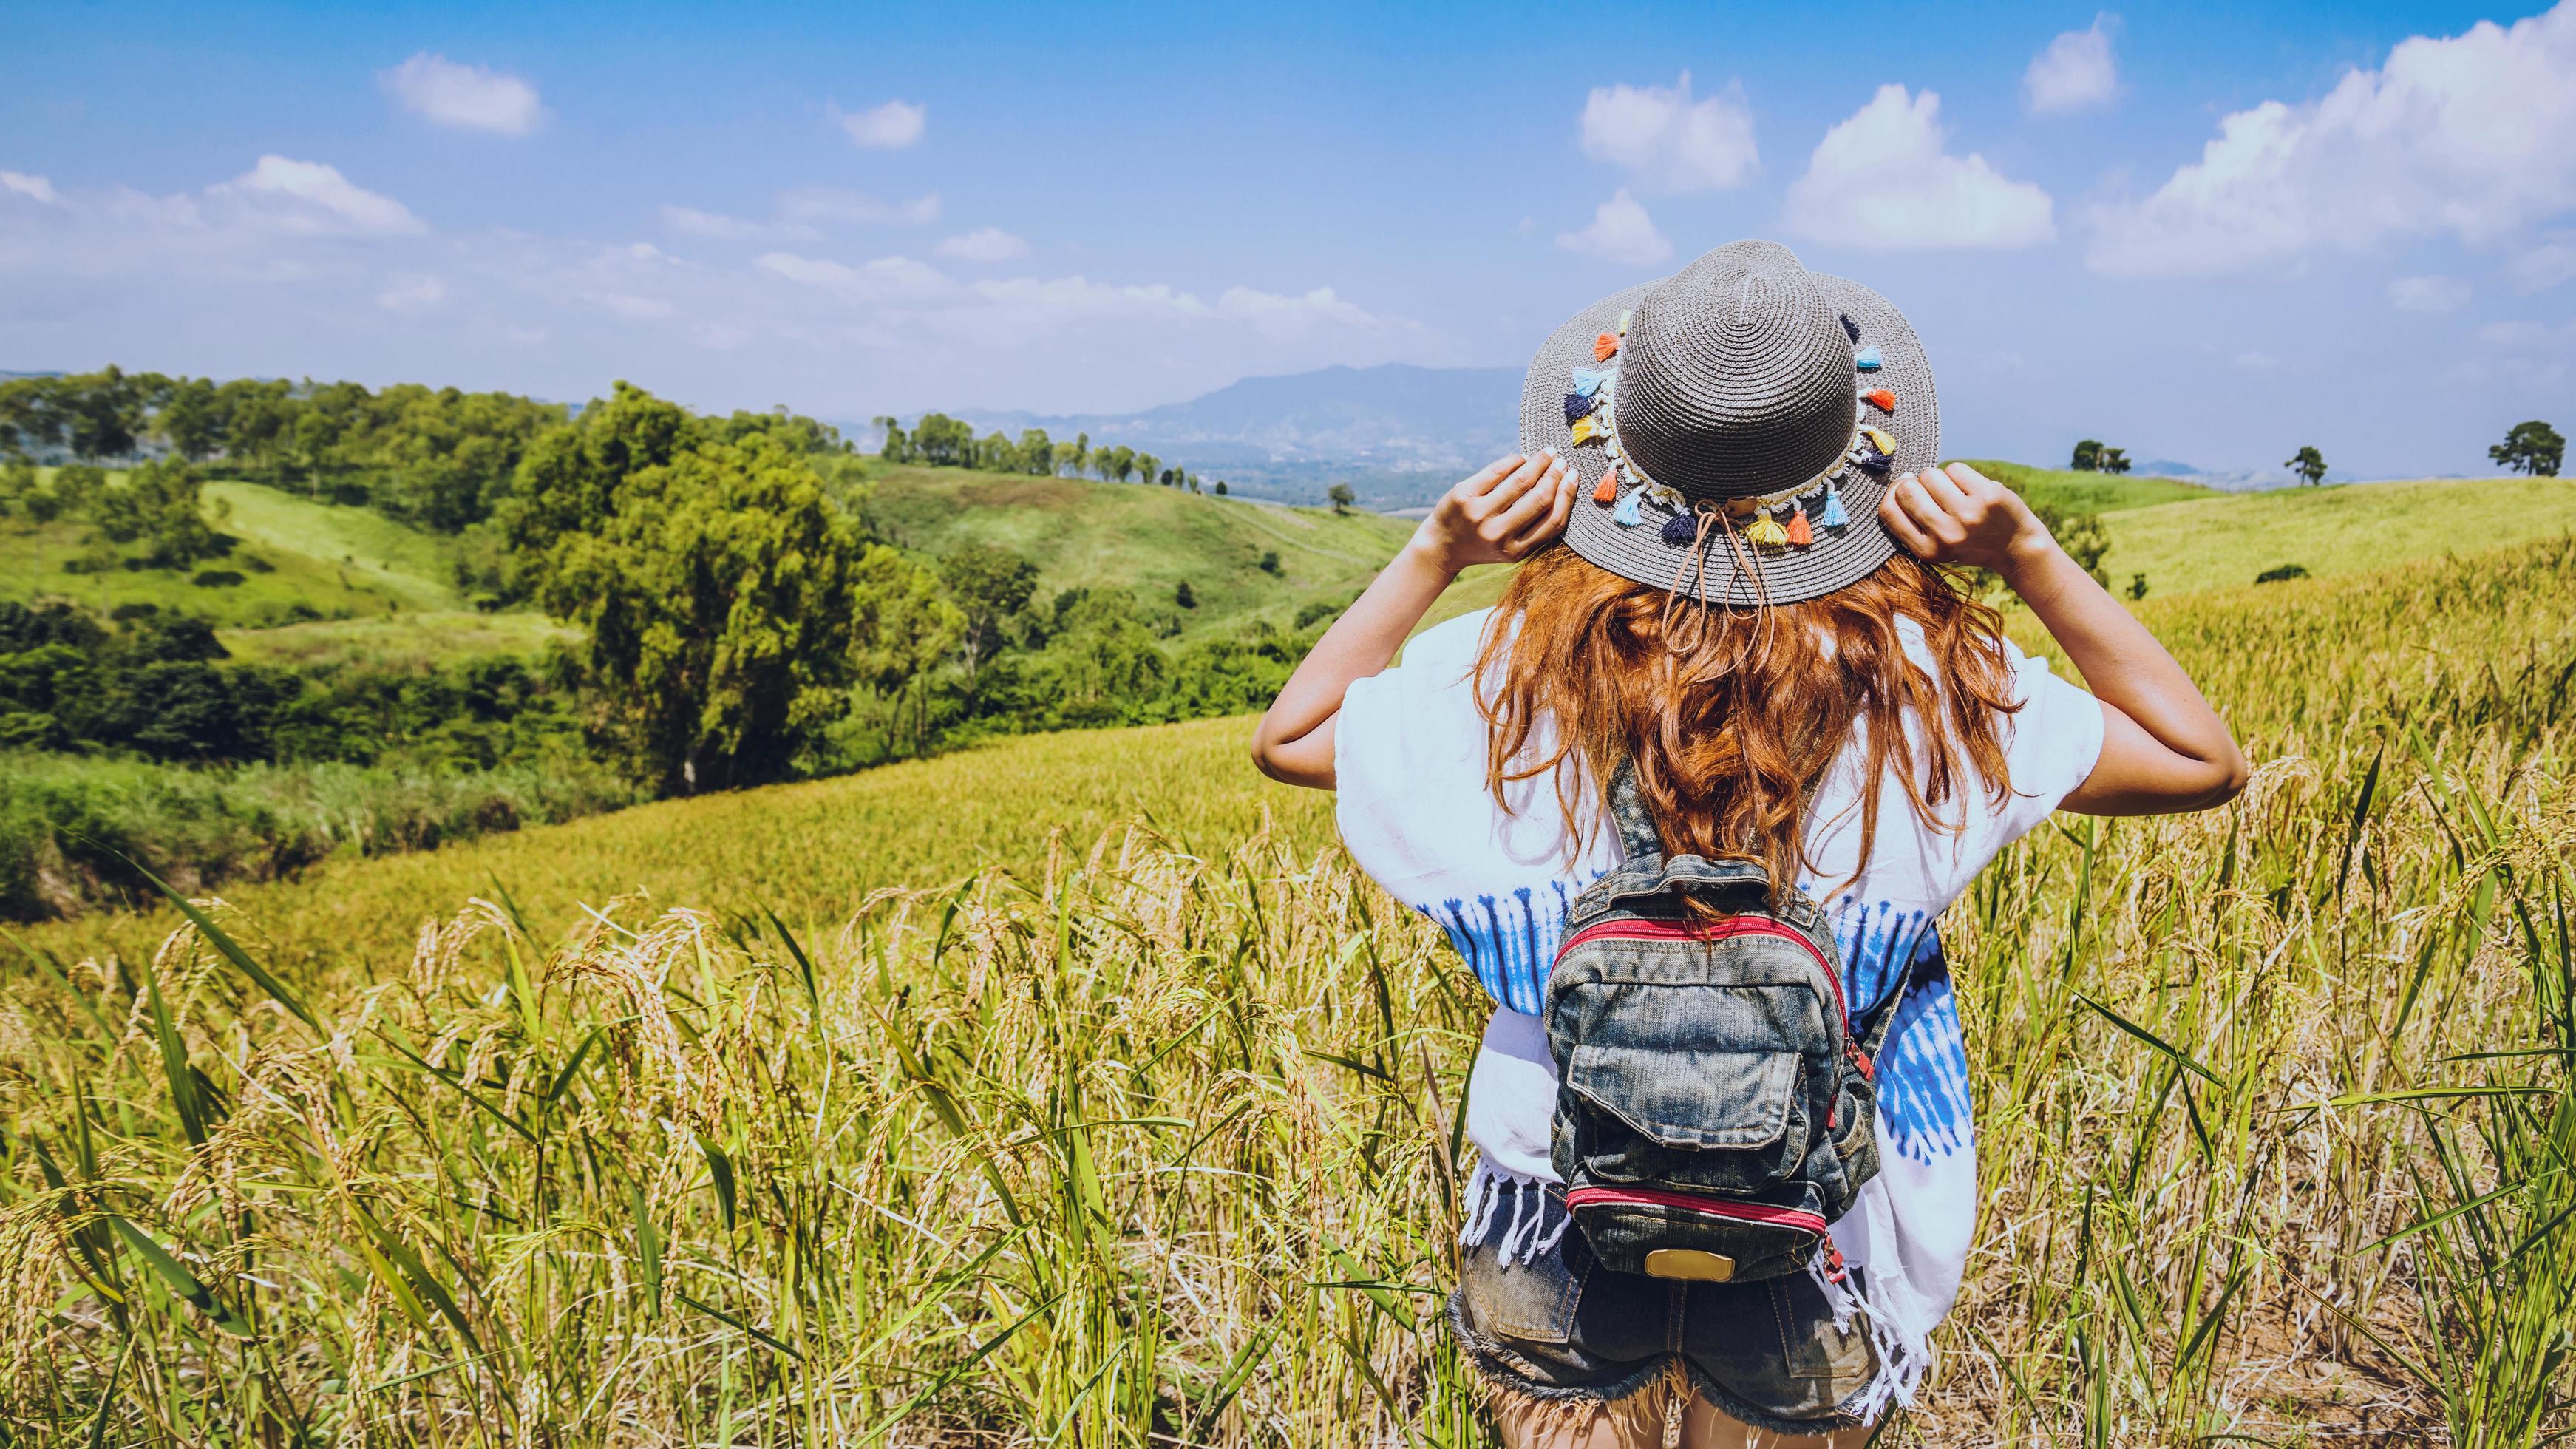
[2284,445,2327,486]
[2098,447,2130,475]
[2490,420,2565,477]
[1071,432,1090,478]
[938,543,1041,696]
[848,546,964,753]
[64,365,141,459]
[1175,580,1196,609]
[1327,482,1356,515]
[158,378,225,461]
[506,383,870,794]
[2070,439,2102,472]
[1212,480,1228,497]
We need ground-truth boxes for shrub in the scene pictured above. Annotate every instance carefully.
[2256,563,2310,584]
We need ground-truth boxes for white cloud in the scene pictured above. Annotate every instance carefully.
[2087,3,2576,277]
[835,99,926,149]
[1578,72,1758,193]
[377,273,446,313]
[593,292,677,320]
[662,189,939,242]
[937,227,1030,262]
[2510,233,2576,291]
[2478,319,2566,347]
[2025,15,2121,115]
[1,170,61,205]
[1556,189,1672,266]
[1785,86,2055,249]
[660,205,814,242]
[378,52,543,136]
[776,186,939,227]
[949,276,1379,347]
[2232,350,2279,370]
[212,155,421,234]
[755,251,951,303]
[2388,274,2470,312]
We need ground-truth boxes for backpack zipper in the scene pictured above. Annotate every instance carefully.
[1554,916,1849,1031]
[1563,1184,1829,1238]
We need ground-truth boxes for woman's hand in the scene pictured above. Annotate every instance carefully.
[1877,462,2059,583]
[1880,465,2249,815]
[1409,450,1575,574]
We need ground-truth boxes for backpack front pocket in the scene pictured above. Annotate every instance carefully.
[1563,1042,1809,1190]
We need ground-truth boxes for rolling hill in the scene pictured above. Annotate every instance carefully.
[860,464,1416,634]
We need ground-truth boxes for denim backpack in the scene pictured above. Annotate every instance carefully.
[1543,764,1900,1284]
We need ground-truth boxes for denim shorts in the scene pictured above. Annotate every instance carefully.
[1450,1175,1881,1434]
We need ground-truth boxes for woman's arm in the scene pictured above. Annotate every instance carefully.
[1250,450,1574,788]
[1880,463,2249,815]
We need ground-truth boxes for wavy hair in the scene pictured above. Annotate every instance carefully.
[1474,545,2020,897]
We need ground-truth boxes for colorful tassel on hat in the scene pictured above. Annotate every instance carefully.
[1571,415,1604,446]
[1854,345,1883,372]
[1819,484,1850,528]
[1852,448,1892,474]
[1860,427,1897,455]
[1840,313,1860,343]
[1616,309,1633,336]
[1613,489,1644,527]
[1745,511,1790,547]
[1594,333,1621,362]
[1571,366,1613,397]
[1784,507,1814,546]
[1591,469,1620,504]
[1564,392,1597,424]
[1659,509,1699,546]
[1863,388,1896,413]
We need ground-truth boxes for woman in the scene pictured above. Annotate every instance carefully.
[1251,242,2245,1446]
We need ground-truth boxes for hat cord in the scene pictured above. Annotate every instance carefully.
[1660,504,1775,665]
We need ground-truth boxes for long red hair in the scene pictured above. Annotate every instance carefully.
[1474,546,2019,896]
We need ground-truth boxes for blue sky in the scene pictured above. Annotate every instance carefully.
[5,0,2572,476]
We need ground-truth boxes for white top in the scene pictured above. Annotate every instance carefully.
[1332,605,2104,1414]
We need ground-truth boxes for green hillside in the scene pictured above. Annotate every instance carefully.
[1957,458,2217,514]
[863,466,1416,632]
[2104,475,2576,596]
[0,476,483,628]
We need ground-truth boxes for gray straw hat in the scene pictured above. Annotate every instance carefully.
[1520,239,1937,606]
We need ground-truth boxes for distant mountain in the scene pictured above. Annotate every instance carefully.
[871,363,1525,509]
[2130,458,2296,492]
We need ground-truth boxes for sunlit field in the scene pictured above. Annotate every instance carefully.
[4,533,2572,1443]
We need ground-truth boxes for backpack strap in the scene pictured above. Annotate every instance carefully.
[1605,759,1663,866]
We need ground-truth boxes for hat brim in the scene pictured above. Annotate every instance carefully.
[1518,272,1937,606]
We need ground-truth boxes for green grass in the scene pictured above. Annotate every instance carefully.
[216,610,578,670]
[2100,474,2576,597]
[0,478,483,628]
[14,713,1336,974]
[1954,458,2217,514]
[201,480,472,611]
[863,466,1417,633]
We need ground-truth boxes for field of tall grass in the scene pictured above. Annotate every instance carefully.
[1,536,2572,1443]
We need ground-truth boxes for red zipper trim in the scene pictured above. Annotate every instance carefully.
[1556,916,1848,1030]
[1564,1185,1829,1236]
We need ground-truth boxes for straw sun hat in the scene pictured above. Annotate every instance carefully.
[1519,239,1937,607]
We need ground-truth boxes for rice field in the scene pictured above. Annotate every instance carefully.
[2,536,2574,1444]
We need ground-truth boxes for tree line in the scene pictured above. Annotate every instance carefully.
[876,413,1229,495]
